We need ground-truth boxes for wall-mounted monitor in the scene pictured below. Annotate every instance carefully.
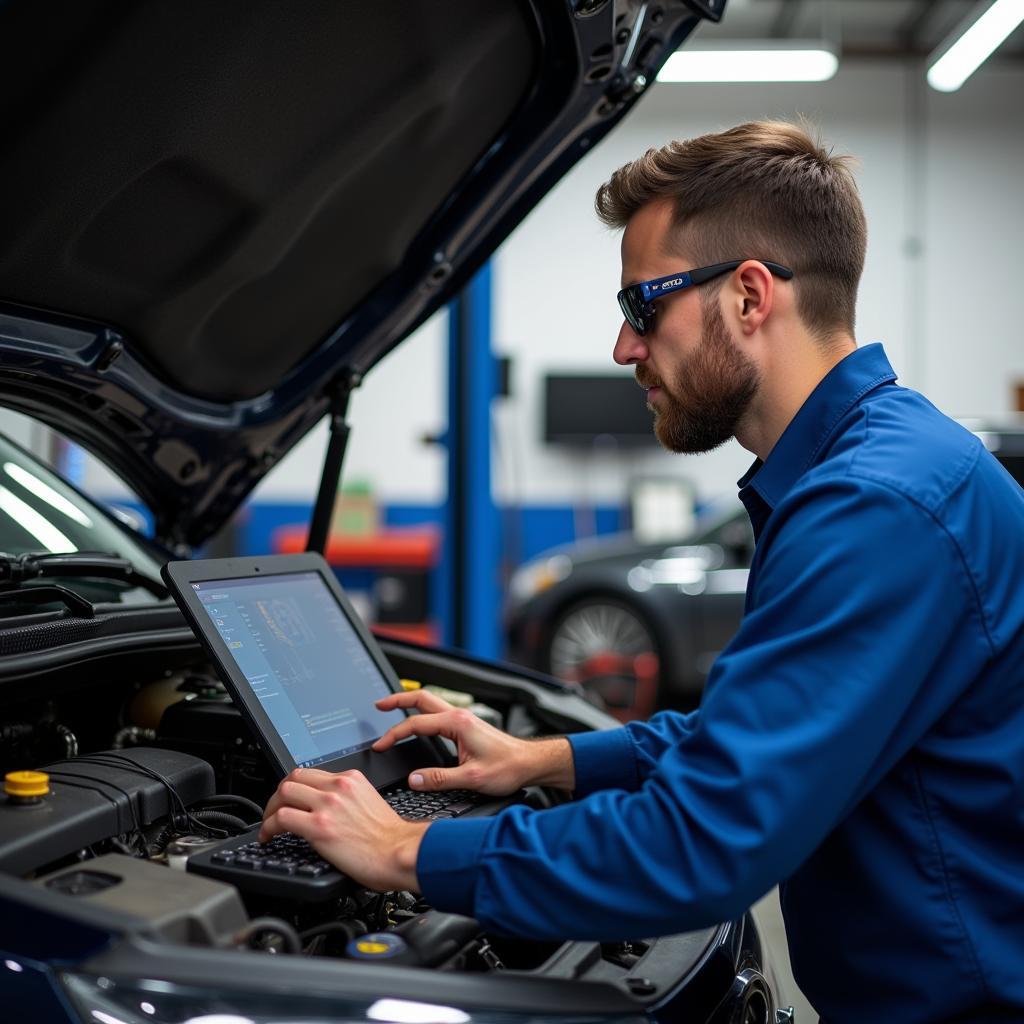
[544,374,657,447]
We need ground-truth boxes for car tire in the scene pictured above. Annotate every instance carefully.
[544,598,662,720]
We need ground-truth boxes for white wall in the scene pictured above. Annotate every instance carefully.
[920,64,1024,418]
[491,58,1023,508]
[7,57,1023,511]
[335,56,1023,511]
[248,315,448,506]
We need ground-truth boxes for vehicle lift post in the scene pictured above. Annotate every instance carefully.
[442,263,501,657]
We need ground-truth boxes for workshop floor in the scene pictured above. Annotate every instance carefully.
[752,888,818,1023]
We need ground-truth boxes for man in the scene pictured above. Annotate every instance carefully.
[261,122,1024,1022]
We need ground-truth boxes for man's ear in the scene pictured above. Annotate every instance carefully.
[733,260,775,335]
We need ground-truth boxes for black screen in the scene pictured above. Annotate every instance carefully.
[544,374,657,446]
[191,572,404,767]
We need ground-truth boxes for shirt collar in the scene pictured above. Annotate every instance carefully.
[738,343,898,513]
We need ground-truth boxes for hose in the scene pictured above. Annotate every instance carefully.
[232,917,303,955]
[193,793,264,822]
[152,809,249,851]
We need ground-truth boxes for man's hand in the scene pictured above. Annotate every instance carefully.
[373,689,575,793]
[259,768,428,892]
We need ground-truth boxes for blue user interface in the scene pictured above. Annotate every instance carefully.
[192,572,404,767]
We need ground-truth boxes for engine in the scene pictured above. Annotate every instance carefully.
[0,675,564,972]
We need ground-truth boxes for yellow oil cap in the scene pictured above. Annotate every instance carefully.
[400,679,422,691]
[346,932,408,960]
[5,771,49,799]
[356,940,392,955]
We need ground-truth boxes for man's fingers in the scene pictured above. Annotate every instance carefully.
[375,689,453,715]
[281,768,340,791]
[373,709,466,750]
[260,804,312,843]
[409,764,479,792]
[260,779,320,834]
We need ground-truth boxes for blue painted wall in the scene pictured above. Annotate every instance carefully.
[111,497,626,653]
[231,500,626,568]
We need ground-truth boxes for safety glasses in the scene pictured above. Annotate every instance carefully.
[617,259,794,336]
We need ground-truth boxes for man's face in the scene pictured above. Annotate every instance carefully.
[614,200,760,454]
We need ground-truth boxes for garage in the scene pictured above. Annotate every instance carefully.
[1,3,1022,1022]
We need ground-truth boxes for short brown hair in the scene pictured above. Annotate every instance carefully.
[595,120,867,339]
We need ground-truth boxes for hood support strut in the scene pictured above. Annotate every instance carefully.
[306,370,362,555]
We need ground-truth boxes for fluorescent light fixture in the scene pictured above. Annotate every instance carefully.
[928,0,1024,92]
[658,41,838,83]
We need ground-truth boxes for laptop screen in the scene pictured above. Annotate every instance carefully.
[190,571,405,768]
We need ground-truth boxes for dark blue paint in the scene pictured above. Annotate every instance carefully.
[0,958,78,1023]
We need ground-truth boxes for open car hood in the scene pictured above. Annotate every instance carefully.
[0,0,723,548]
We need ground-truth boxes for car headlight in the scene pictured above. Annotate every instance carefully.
[508,554,572,603]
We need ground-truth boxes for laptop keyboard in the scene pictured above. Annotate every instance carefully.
[186,786,489,901]
[381,785,485,820]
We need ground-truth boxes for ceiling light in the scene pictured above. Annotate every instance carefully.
[657,41,838,84]
[927,0,1024,92]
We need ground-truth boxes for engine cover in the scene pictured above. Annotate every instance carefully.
[0,747,214,876]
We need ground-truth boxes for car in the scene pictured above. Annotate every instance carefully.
[506,503,754,716]
[0,2,788,1023]
[506,425,1024,717]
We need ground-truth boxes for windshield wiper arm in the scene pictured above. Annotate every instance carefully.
[0,584,96,618]
[0,552,168,598]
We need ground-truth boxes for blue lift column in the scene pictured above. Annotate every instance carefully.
[442,262,500,657]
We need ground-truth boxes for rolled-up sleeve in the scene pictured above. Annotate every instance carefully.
[417,479,989,940]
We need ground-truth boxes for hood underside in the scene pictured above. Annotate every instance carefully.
[0,0,723,546]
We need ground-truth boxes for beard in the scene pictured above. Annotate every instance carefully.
[637,299,760,454]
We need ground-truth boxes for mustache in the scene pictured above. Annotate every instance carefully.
[635,368,663,390]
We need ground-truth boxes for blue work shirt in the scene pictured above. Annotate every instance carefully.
[418,344,1024,1023]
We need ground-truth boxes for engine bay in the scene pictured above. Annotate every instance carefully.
[0,642,764,1020]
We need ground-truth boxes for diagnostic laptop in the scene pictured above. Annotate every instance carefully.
[163,553,513,898]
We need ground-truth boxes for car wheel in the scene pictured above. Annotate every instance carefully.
[546,599,661,720]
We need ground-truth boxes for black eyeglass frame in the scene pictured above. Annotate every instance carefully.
[617,259,794,336]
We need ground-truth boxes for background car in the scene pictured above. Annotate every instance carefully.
[506,503,754,717]
[0,2,786,1022]
[507,424,1024,717]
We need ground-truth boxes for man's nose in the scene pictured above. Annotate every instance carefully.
[613,320,648,365]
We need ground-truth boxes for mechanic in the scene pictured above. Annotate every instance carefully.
[261,121,1024,1022]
